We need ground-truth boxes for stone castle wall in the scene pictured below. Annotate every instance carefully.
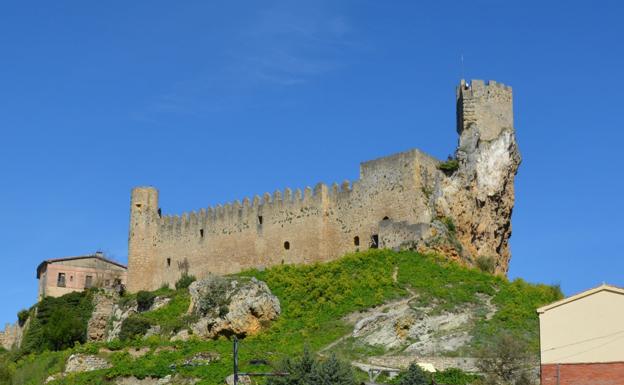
[128,80,520,292]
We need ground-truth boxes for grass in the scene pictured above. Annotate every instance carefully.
[4,250,562,385]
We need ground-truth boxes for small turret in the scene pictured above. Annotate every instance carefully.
[456,79,513,141]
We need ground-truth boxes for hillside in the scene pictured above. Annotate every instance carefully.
[0,250,561,385]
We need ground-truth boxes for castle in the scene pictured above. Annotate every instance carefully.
[128,79,520,292]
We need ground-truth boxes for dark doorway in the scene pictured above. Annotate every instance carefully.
[371,234,379,249]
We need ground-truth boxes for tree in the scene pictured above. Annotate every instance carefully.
[268,348,355,385]
[398,363,430,385]
[476,331,535,385]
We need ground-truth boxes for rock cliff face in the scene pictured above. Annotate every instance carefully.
[386,80,520,274]
[433,80,520,273]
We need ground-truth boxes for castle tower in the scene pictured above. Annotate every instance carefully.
[456,79,513,141]
[127,187,159,292]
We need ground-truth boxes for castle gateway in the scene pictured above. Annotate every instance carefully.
[128,80,520,292]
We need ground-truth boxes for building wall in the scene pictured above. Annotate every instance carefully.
[40,258,127,299]
[539,290,624,364]
[128,149,441,292]
[541,362,624,385]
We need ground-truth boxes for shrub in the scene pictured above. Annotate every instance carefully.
[136,291,156,312]
[17,309,29,327]
[434,368,481,385]
[197,276,230,316]
[119,316,151,341]
[175,274,196,290]
[397,363,430,385]
[476,256,496,274]
[440,217,456,234]
[268,349,355,385]
[20,291,94,354]
[476,331,534,385]
[438,158,459,173]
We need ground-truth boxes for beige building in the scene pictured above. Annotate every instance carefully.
[36,252,127,300]
[538,284,624,385]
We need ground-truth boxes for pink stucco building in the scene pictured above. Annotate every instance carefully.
[36,252,127,300]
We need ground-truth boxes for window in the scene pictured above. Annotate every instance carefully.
[370,234,379,249]
[354,236,360,246]
[284,241,290,250]
[166,258,171,267]
[382,216,390,221]
[105,280,110,287]
[158,208,162,217]
[85,275,93,288]
[258,216,263,225]
[57,273,66,287]
[200,229,204,238]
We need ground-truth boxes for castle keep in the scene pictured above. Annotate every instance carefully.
[128,80,520,292]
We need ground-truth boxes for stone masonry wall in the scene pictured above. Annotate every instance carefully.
[128,80,520,291]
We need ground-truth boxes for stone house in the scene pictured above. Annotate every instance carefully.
[538,284,624,385]
[36,252,127,300]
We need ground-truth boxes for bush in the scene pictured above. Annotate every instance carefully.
[20,291,94,354]
[175,274,196,290]
[136,291,156,312]
[197,276,230,316]
[434,368,480,385]
[438,158,459,173]
[476,256,496,274]
[476,331,535,385]
[268,349,355,385]
[119,316,151,341]
[17,309,29,327]
[397,363,430,385]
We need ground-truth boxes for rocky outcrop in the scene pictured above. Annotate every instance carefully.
[65,354,112,373]
[188,275,280,339]
[88,292,118,342]
[433,80,521,273]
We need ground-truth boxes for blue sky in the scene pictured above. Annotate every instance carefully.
[1,1,623,325]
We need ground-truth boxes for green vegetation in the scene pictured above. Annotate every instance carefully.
[438,158,459,173]
[196,276,230,318]
[16,311,29,328]
[475,256,496,274]
[396,363,430,385]
[268,349,355,385]
[136,291,156,312]
[20,290,94,355]
[119,316,151,342]
[175,274,196,290]
[434,368,480,385]
[1,250,562,385]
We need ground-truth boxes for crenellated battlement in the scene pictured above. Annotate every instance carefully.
[127,79,519,292]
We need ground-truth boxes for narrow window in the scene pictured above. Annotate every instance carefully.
[258,216,263,225]
[371,234,379,249]
[284,241,290,250]
[57,273,66,287]
[354,236,360,246]
[158,208,162,217]
[200,228,204,238]
[85,275,93,288]
[166,258,171,267]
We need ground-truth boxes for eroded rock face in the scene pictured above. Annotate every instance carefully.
[65,354,112,373]
[432,80,521,273]
[188,275,280,339]
[88,292,118,342]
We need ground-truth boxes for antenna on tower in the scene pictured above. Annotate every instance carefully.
[460,53,465,80]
